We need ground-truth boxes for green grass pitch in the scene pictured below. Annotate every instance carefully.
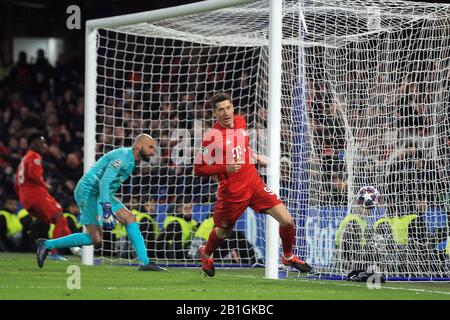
[1,253,450,300]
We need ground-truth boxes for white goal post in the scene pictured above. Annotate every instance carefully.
[83,0,283,278]
[83,0,450,281]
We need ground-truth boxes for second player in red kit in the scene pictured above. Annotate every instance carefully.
[16,140,63,222]
[15,132,73,260]
[195,92,312,277]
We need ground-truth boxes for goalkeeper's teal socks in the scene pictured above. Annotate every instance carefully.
[125,222,150,265]
[43,223,150,265]
[44,233,93,249]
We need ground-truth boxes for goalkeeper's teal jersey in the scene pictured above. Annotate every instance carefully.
[78,147,136,204]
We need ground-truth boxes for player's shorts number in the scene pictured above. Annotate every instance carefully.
[263,187,275,195]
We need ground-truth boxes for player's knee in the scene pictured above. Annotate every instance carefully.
[276,206,294,227]
[88,231,102,246]
[52,212,65,224]
[91,236,102,247]
[279,216,294,227]
[124,214,137,225]
[116,208,136,225]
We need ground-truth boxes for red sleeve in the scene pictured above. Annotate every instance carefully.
[25,156,46,187]
[194,131,227,176]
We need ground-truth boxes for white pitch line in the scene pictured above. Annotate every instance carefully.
[294,278,450,296]
[212,273,450,296]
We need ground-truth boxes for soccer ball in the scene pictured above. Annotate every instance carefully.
[357,186,379,209]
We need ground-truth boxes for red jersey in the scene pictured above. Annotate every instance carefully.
[15,150,48,198]
[194,114,261,202]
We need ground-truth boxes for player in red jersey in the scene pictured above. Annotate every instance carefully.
[194,92,311,277]
[15,132,73,261]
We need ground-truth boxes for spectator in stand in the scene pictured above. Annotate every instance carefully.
[53,54,70,95]
[0,49,85,212]
[18,106,41,128]
[330,172,348,206]
[156,201,198,260]
[33,49,53,94]
[0,195,23,251]
[187,213,258,265]
[8,51,33,93]
[0,51,11,83]
[63,152,83,182]
[0,195,33,252]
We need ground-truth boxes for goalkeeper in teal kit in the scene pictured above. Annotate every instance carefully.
[35,134,166,271]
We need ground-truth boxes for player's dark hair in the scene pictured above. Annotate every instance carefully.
[27,131,45,147]
[1,194,17,210]
[210,92,232,110]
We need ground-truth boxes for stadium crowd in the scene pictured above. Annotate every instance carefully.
[304,45,449,209]
[0,50,84,209]
[0,47,258,263]
[1,41,448,273]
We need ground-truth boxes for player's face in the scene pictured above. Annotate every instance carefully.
[145,200,155,213]
[182,203,192,214]
[213,100,234,128]
[4,199,17,213]
[139,139,157,162]
[34,137,48,154]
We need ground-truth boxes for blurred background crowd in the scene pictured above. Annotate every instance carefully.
[0,50,84,207]
[0,1,449,269]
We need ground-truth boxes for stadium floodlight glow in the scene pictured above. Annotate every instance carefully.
[85,0,450,281]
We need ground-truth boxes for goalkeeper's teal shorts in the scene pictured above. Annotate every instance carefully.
[74,182,125,227]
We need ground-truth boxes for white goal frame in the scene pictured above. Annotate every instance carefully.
[83,0,450,281]
[83,0,282,279]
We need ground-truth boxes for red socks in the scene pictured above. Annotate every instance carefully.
[279,224,295,258]
[53,215,71,239]
[205,228,225,257]
[204,225,295,258]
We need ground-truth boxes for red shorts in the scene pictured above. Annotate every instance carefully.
[213,180,283,229]
[20,192,63,224]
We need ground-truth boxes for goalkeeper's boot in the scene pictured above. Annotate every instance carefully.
[138,262,167,272]
[36,238,50,268]
[199,245,215,277]
[281,255,312,273]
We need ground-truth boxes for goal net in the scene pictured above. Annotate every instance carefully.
[86,0,450,279]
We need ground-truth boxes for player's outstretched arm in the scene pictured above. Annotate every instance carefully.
[193,143,227,176]
[193,132,244,176]
[194,161,244,176]
[194,163,227,176]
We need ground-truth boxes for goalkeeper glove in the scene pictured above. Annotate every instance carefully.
[100,202,117,229]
